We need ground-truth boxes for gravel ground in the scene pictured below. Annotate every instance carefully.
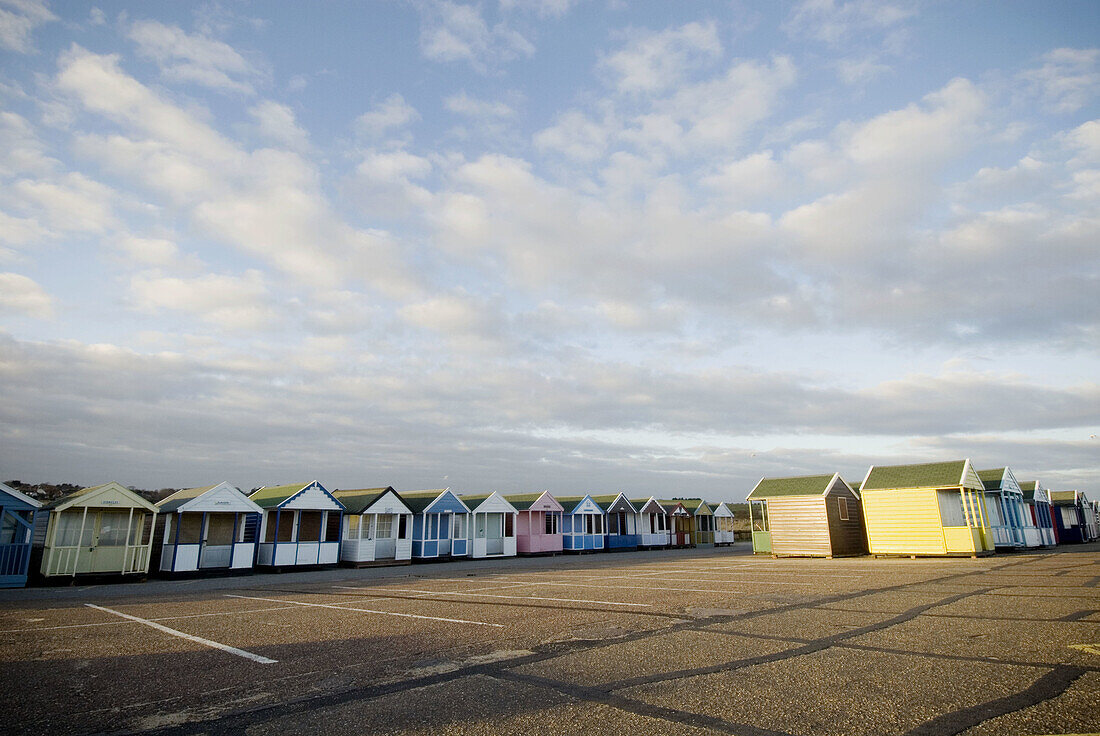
[0,542,1097,735]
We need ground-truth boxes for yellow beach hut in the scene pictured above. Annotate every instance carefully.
[859,459,994,557]
[40,482,158,578]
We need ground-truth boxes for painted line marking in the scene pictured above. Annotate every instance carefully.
[438,577,744,595]
[334,585,650,607]
[85,604,277,664]
[0,605,307,634]
[1068,643,1100,655]
[226,594,504,628]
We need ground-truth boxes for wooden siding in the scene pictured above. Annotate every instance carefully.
[824,487,868,556]
[767,496,831,556]
[862,488,946,555]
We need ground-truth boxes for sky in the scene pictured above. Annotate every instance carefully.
[0,0,1097,501]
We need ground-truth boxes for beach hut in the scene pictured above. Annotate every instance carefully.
[249,481,344,568]
[0,482,41,587]
[860,459,994,557]
[1085,494,1100,541]
[594,494,640,551]
[681,499,715,547]
[462,493,518,558]
[156,482,263,574]
[631,497,670,549]
[332,487,413,565]
[1049,490,1090,543]
[658,501,694,547]
[713,502,737,546]
[1018,481,1057,547]
[404,489,470,560]
[39,482,157,578]
[556,495,606,552]
[745,473,866,557]
[977,468,1027,549]
[507,492,563,556]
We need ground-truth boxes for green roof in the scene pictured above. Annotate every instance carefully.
[502,492,551,510]
[747,474,836,500]
[400,489,451,513]
[677,498,711,514]
[1049,490,1079,506]
[862,461,967,491]
[656,500,688,514]
[332,487,394,514]
[1018,481,1039,500]
[249,482,310,509]
[458,494,493,511]
[157,484,217,512]
[978,468,1005,490]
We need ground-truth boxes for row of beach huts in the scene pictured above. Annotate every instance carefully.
[0,459,1096,588]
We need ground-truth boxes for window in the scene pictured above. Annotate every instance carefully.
[56,512,93,547]
[938,491,966,527]
[0,514,18,545]
[277,511,295,541]
[398,514,408,539]
[325,511,341,542]
[750,501,769,532]
[298,511,322,542]
[452,514,466,539]
[504,514,513,538]
[584,514,602,535]
[544,512,559,535]
[177,514,203,544]
[97,512,131,546]
[347,515,359,538]
[206,514,235,546]
[838,497,849,521]
[608,513,619,534]
[165,515,176,544]
[376,514,393,539]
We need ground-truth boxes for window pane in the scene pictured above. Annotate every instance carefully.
[838,498,849,521]
[298,511,322,542]
[325,511,341,542]
[347,515,359,537]
[504,514,513,537]
[0,515,17,544]
[97,512,131,546]
[453,514,465,538]
[165,516,176,544]
[277,511,295,542]
[938,491,966,526]
[177,514,203,544]
[399,514,408,539]
[377,515,393,539]
[207,514,235,546]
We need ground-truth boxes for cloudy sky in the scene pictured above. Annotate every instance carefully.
[0,0,1097,500]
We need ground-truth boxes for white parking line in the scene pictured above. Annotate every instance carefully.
[333,585,650,607]
[226,594,504,628]
[0,605,301,634]
[85,604,277,664]
[440,577,744,595]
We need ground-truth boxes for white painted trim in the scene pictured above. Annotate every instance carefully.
[226,594,503,628]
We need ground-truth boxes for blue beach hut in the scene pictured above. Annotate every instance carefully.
[404,489,471,560]
[594,493,640,551]
[556,495,606,552]
[249,481,344,568]
[978,467,1027,549]
[0,482,41,588]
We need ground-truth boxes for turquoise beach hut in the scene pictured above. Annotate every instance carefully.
[0,482,41,588]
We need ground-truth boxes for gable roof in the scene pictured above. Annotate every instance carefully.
[678,498,712,514]
[1018,480,1043,501]
[332,487,399,515]
[591,493,636,513]
[978,468,1005,490]
[553,495,602,514]
[656,500,690,515]
[503,491,561,511]
[47,481,159,512]
[157,482,263,514]
[1049,490,1081,506]
[861,460,980,491]
[460,492,517,513]
[631,497,666,514]
[400,489,466,514]
[747,474,836,500]
[248,481,343,510]
[0,482,42,510]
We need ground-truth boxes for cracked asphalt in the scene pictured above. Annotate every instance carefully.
[0,543,1097,735]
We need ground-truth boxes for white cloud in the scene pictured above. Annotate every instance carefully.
[0,271,52,317]
[0,210,49,254]
[0,110,56,177]
[701,150,785,204]
[249,100,310,150]
[599,21,722,95]
[11,172,117,233]
[533,109,615,162]
[1063,119,1100,165]
[127,19,258,94]
[417,0,535,73]
[0,0,56,53]
[355,93,420,138]
[784,0,915,46]
[129,269,275,330]
[836,54,891,85]
[498,0,579,19]
[444,91,515,119]
[1019,48,1099,114]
